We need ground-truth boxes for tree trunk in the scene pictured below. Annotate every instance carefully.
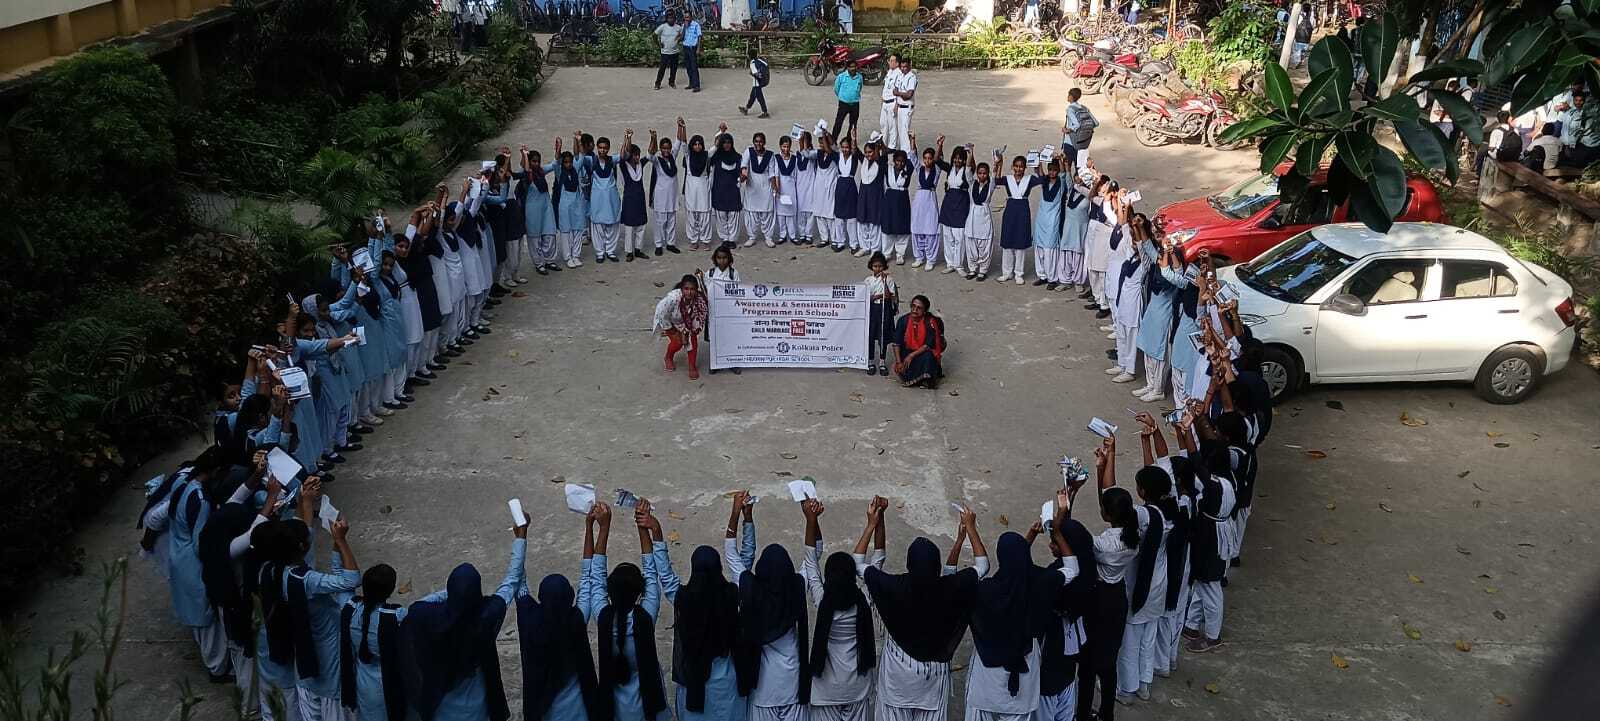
[1278,3,1302,70]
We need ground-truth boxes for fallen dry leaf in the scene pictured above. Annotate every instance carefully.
[1402,622,1422,640]
[397,579,412,595]
[1484,586,1498,594]
[666,530,681,543]
[842,413,860,418]
[1204,682,1220,695]
[1486,431,1504,438]
[948,390,960,396]
[1492,694,1511,707]
[1408,573,1423,585]
[1331,653,1349,669]
[1455,640,1473,653]
[1325,502,1337,511]
[848,392,864,403]
[1399,411,1427,427]
[997,515,1010,526]
[653,281,665,288]
[779,452,798,460]
[1305,450,1329,459]
[547,475,567,484]
[1457,470,1471,478]
[1493,610,1507,621]
[667,511,685,521]
[379,505,393,515]
[1493,442,1511,448]
[1379,503,1393,513]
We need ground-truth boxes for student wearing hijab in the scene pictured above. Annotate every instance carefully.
[520,144,562,274]
[710,125,746,249]
[152,447,239,683]
[1116,464,1171,705]
[347,261,394,427]
[1077,437,1135,721]
[377,250,413,409]
[300,289,364,464]
[730,498,809,721]
[863,502,987,721]
[652,517,747,721]
[1028,489,1095,721]
[580,500,669,721]
[517,573,601,721]
[683,126,716,251]
[965,526,1071,721]
[799,497,878,721]
[398,521,527,721]
[199,456,287,712]
[253,479,362,721]
[341,564,408,721]
[648,122,688,255]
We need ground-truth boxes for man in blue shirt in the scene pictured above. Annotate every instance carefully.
[682,12,703,92]
[832,63,864,138]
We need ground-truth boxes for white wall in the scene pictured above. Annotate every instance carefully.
[2,0,109,30]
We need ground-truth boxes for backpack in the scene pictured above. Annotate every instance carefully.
[753,58,770,87]
[1495,126,1523,162]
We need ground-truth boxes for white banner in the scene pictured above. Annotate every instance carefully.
[708,280,870,369]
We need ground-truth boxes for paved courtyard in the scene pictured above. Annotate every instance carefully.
[11,66,1600,720]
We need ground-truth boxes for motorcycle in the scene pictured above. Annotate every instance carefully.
[1131,92,1248,150]
[1057,38,1151,95]
[803,39,889,86]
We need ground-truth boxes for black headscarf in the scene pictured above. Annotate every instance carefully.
[517,574,601,721]
[198,502,258,650]
[400,563,511,721]
[736,544,810,702]
[1161,460,1194,612]
[809,551,876,679]
[259,520,319,682]
[687,135,710,176]
[1128,503,1167,615]
[1040,517,1098,697]
[864,537,979,664]
[711,134,741,168]
[971,532,1065,695]
[673,546,743,711]
[596,563,667,721]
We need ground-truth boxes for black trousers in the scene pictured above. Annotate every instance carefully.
[745,86,768,113]
[683,45,701,89]
[655,53,679,87]
[833,101,860,139]
[1078,580,1128,721]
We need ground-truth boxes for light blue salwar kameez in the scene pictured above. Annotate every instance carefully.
[255,530,361,717]
[654,539,748,721]
[581,550,669,721]
[342,601,407,721]
[416,538,526,721]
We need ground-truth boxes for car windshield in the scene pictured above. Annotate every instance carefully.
[1208,173,1280,220]
[1236,229,1356,303]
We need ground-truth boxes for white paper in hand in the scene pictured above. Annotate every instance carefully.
[1087,417,1119,439]
[1026,150,1040,166]
[949,501,967,515]
[791,122,805,140]
[354,326,368,345]
[815,118,829,136]
[509,498,527,527]
[786,479,818,502]
[319,495,340,531]
[1124,189,1143,204]
[1040,500,1055,525]
[277,367,311,400]
[266,447,302,485]
[564,483,597,514]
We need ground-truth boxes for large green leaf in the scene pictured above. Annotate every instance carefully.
[1325,154,1356,206]
[1359,12,1400,88]
[1361,92,1424,121]
[1264,62,1295,114]
[1308,37,1355,102]
[1423,122,1460,185]
[1430,90,1484,144]
[1485,22,1556,88]
[1296,135,1331,178]
[1298,69,1344,118]
[1348,183,1395,233]
[1217,115,1285,145]
[1260,132,1297,175]
[1335,131,1376,179]
[1407,59,1485,85]
[1369,145,1408,218]
[1393,118,1446,170]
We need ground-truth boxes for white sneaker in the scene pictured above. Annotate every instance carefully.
[996,273,1010,282]
[1132,386,1150,397]
[1015,276,1025,285]
[565,259,578,268]
[744,239,757,248]
[942,265,958,273]
[910,259,923,269]
[1099,324,1115,332]
[1106,331,1118,339]
[376,407,395,417]
[765,239,776,248]
[1112,372,1136,383]
[1139,389,1165,402]
[1104,367,1122,375]
[924,262,937,272]
[852,248,867,257]
[360,415,383,426]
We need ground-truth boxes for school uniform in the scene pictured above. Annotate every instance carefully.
[809,150,839,247]
[855,155,887,254]
[998,175,1043,283]
[880,165,913,262]
[523,160,560,269]
[401,540,526,721]
[794,151,817,243]
[1084,199,1116,306]
[684,149,715,247]
[1169,284,1202,406]
[457,197,491,332]
[431,218,468,348]
[803,543,878,721]
[1038,521,1095,721]
[654,541,745,721]
[864,273,898,369]
[833,151,864,250]
[863,539,984,721]
[588,154,624,261]
[910,164,941,267]
[741,147,778,246]
[302,293,356,452]
[483,178,517,285]
[1058,184,1092,286]
[621,159,650,256]
[553,165,590,267]
[375,269,412,403]
[964,533,1070,721]
[963,179,995,277]
[650,142,685,250]
[1187,467,1237,641]
[1154,477,1194,678]
[399,227,442,375]
[254,539,361,721]
[1136,262,1185,393]
[1116,505,1169,698]
[1083,517,1135,721]
[1031,177,1065,284]
[340,600,407,721]
[711,149,745,246]
[151,479,230,676]
[938,162,971,273]
[773,153,801,243]
[351,283,392,419]
[583,552,671,721]
[517,574,601,721]
[729,537,808,721]
[1113,242,1152,376]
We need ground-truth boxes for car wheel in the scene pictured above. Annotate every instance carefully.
[1474,345,1543,404]
[1260,345,1300,402]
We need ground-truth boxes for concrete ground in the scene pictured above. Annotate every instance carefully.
[11,67,1600,720]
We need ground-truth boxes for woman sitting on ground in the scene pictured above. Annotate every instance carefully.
[888,294,946,388]
[653,273,709,380]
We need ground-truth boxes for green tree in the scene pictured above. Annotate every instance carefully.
[1220,1,1600,232]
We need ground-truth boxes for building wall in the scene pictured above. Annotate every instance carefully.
[0,0,228,77]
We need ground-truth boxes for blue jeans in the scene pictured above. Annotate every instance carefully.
[683,45,701,89]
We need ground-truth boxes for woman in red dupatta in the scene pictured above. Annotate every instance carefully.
[890,294,945,388]
[653,273,709,379]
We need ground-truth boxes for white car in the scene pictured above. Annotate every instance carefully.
[1221,222,1579,404]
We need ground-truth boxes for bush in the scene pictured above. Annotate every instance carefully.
[597,26,660,65]
[421,84,500,156]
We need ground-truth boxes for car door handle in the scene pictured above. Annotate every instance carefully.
[1497,309,1520,314]
[1404,314,1428,319]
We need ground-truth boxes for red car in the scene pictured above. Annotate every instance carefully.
[1154,165,1447,265]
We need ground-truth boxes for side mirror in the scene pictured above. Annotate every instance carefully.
[1258,215,1282,230]
[1321,293,1367,316]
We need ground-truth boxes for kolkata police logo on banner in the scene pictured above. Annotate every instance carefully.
[776,341,791,354]
[752,284,769,298]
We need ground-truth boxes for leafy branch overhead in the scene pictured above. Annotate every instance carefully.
[1220,3,1600,233]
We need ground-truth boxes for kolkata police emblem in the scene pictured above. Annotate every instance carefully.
[752,284,769,298]
[776,342,791,354]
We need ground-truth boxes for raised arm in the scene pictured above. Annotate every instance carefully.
[802,497,823,548]
[962,504,989,576]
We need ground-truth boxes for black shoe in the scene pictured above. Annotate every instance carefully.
[209,671,236,685]
[459,338,475,346]
[1046,282,1059,291]
[832,245,845,253]
[739,106,749,115]
[731,367,742,375]
[476,325,492,335]
[335,443,363,453]
[549,263,563,272]
[666,245,681,254]
[319,472,336,484]
[655,247,664,256]
[428,361,448,370]
[351,425,375,435]
[595,255,606,264]
[1106,349,1118,360]
[865,365,876,375]
[878,365,889,376]
[317,460,334,471]
[976,273,987,281]
[655,83,662,90]
[1095,309,1111,319]
[1078,289,1094,300]
[411,377,432,386]
[383,401,406,411]
[444,348,463,357]
[1221,576,1230,588]
[1230,556,1241,568]
[485,297,502,307]
[490,284,508,297]
[1083,302,1100,310]
[608,253,621,262]
[626,252,635,262]
[536,265,549,275]
[709,368,720,374]
[1032,279,1048,287]
[692,87,702,93]
[399,393,416,403]
[325,453,346,465]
